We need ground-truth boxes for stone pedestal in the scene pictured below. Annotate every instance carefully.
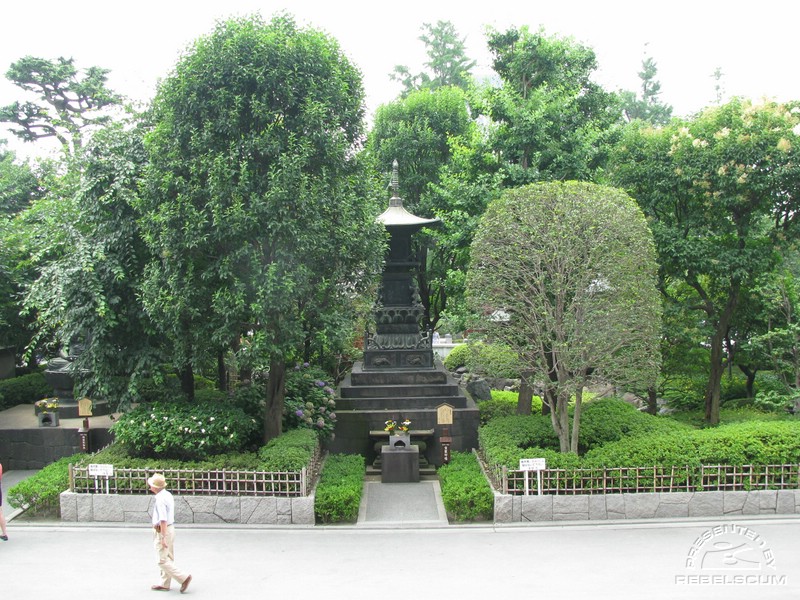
[381,445,419,483]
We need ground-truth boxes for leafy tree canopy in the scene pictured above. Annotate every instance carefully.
[610,98,800,423]
[0,56,122,159]
[141,13,384,441]
[467,181,661,452]
[391,21,476,96]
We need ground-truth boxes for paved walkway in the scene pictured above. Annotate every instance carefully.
[357,480,449,527]
[1,516,798,599]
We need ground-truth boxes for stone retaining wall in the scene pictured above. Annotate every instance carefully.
[494,489,800,522]
[60,491,315,525]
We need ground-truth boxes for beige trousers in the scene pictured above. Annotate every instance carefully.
[153,525,189,588]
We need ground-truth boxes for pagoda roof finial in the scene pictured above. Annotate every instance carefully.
[377,159,440,229]
[389,159,402,207]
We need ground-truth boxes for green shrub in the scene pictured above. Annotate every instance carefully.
[112,400,260,460]
[257,428,319,471]
[444,341,520,379]
[582,421,800,468]
[282,363,337,439]
[438,452,494,521]
[193,388,228,404]
[478,390,543,425]
[443,343,471,371]
[230,383,265,420]
[577,397,689,453]
[80,442,263,471]
[314,453,365,523]
[0,372,51,410]
[8,455,82,516]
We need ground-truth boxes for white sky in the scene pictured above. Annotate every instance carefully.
[1,0,798,159]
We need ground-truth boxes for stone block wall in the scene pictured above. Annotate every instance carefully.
[494,489,800,523]
[1,428,82,469]
[60,491,316,525]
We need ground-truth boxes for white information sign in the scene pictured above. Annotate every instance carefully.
[88,463,114,477]
[519,458,547,471]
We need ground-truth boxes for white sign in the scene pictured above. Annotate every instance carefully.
[88,463,114,477]
[519,458,547,472]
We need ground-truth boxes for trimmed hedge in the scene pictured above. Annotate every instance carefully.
[8,454,83,516]
[577,397,689,453]
[438,452,494,522]
[314,453,365,523]
[0,372,51,410]
[582,420,800,468]
[258,428,319,471]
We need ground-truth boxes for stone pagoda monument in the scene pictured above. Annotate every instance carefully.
[330,161,479,471]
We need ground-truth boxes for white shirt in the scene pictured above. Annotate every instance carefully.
[151,488,175,526]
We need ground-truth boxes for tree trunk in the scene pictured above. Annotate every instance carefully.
[178,363,194,402]
[517,370,534,415]
[263,359,286,444]
[737,365,757,399]
[548,388,570,453]
[217,350,228,392]
[570,387,583,453]
[646,386,658,415]
[701,281,739,426]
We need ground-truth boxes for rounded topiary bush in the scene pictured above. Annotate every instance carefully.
[577,397,689,453]
[0,371,52,409]
[444,341,520,379]
[112,400,260,460]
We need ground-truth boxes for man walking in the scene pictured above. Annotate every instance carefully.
[148,473,192,593]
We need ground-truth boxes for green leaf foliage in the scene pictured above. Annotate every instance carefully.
[140,12,384,440]
[111,400,260,460]
[443,340,520,379]
[314,453,365,523]
[8,454,83,515]
[438,451,494,521]
[257,428,319,471]
[0,371,51,410]
[467,181,662,452]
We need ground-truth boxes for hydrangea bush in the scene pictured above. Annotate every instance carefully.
[282,363,337,439]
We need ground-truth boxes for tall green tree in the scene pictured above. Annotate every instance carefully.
[140,14,383,442]
[0,143,53,365]
[19,124,159,407]
[391,21,476,95]
[610,98,800,424]
[467,181,661,452]
[367,86,479,331]
[619,52,673,125]
[480,26,621,184]
[0,56,122,160]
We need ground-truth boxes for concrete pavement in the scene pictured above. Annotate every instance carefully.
[2,514,798,599]
[2,469,800,599]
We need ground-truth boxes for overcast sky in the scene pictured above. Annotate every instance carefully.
[2,0,798,159]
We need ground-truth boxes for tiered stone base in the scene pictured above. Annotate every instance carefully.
[329,361,479,469]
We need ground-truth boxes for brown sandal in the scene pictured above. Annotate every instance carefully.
[151,585,170,591]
